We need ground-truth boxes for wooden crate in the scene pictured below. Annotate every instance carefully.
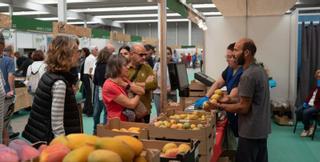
[142,139,200,162]
[97,118,149,139]
[189,80,207,97]
[149,119,215,155]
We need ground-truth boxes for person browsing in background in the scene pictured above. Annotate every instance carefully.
[119,45,131,60]
[22,35,82,145]
[296,69,320,137]
[153,47,177,116]
[82,45,98,116]
[128,44,157,123]
[144,44,156,68]
[208,38,271,162]
[102,55,144,121]
[92,47,112,134]
[25,50,46,96]
[195,43,243,135]
[0,32,19,140]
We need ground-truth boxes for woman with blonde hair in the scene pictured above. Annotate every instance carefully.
[22,35,82,145]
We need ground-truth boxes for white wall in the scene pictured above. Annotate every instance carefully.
[205,15,293,102]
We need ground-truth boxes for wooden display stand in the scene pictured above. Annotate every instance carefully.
[14,87,32,112]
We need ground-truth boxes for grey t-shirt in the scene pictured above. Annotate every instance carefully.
[238,63,271,139]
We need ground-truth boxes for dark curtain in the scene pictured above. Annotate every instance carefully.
[295,22,320,108]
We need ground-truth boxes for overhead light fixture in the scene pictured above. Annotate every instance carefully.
[0,3,9,7]
[36,17,78,21]
[95,12,219,19]
[1,11,49,16]
[67,21,98,25]
[115,19,189,23]
[70,3,215,13]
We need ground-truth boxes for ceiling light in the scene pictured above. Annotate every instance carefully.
[36,17,78,21]
[67,21,98,25]
[0,11,49,16]
[96,13,182,19]
[192,4,216,8]
[115,19,189,23]
[0,3,9,7]
[70,3,215,13]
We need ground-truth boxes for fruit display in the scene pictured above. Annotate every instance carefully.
[111,127,141,133]
[153,111,213,131]
[203,89,223,109]
[160,142,191,158]
[38,134,151,162]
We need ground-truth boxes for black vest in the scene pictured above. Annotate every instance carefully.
[22,72,81,144]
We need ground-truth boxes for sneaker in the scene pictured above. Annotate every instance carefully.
[300,130,309,137]
[308,125,315,136]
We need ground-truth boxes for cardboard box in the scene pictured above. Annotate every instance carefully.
[53,22,91,37]
[149,118,215,155]
[189,80,207,91]
[144,149,161,162]
[14,87,32,112]
[142,139,200,162]
[97,118,149,139]
[184,97,201,107]
[274,115,293,126]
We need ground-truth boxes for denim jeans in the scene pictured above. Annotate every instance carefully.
[93,85,106,134]
[296,105,320,130]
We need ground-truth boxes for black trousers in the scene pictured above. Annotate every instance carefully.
[82,74,93,115]
[236,137,268,162]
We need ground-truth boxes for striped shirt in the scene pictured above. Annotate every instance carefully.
[51,80,66,137]
[0,71,5,143]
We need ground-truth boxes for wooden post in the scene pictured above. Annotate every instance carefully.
[158,0,168,113]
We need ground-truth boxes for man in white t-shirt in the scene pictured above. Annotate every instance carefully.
[82,46,98,116]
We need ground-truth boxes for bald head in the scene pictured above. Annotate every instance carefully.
[130,43,146,65]
[236,38,256,56]
[106,42,115,54]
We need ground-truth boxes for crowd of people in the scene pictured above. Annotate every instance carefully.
[0,31,319,162]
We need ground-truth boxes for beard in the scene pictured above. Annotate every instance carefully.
[236,52,245,65]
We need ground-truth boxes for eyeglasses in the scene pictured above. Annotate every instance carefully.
[133,51,147,57]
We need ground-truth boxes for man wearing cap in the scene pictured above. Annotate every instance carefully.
[0,32,18,140]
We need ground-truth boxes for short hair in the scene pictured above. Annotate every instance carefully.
[82,47,90,57]
[167,46,172,55]
[227,42,235,51]
[32,50,45,61]
[106,55,129,78]
[46,35,77,73]
[243,39,257,56]
[90,45,98,53]
[96,47,112,64]
[144,44,155,52]
[118,45,130,55]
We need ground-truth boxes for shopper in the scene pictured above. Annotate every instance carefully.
[153,47,177,116]
[25,50,46,96]
[128,44,157,123]
[0,32,18,140]
[102,55,144,121]
[16,52,33,77]
[82,46,98,116]
[22,35,82,145]
[15,51,27,70]
[118,45,130,60]
[0,70,6,144]
[144,44,156,68]
[92,47,112,134]
[195,43,243,149]
[209,38,271,162]
[295,69,320,137]
[186,53,191,68]
[192,53,197,69]
[198,50,203,71]
[172,49,179,63]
